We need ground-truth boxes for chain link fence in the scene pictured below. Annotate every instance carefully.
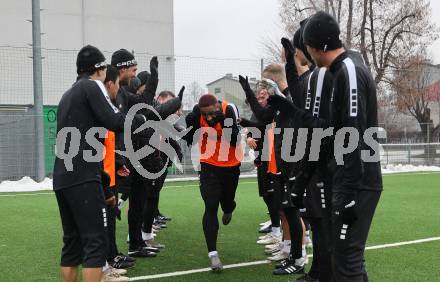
[1,46,439,181]
[379,122,440,166]
[0,46,262,181]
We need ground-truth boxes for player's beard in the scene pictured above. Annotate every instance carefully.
[119,75,130,86]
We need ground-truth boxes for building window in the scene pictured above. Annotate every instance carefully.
[214,88,221,94]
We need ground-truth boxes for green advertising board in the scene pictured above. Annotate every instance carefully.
[43,106,57,176]
[41,107,178,177]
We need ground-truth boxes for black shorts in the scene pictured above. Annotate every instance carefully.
[280,177,295,209]
[257,162,274,197]
[55,182,108,268]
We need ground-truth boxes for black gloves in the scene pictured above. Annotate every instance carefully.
[267,94,297,113]
[178,86,185,102]
[281,37,295,65]
[150,56,159,78]
[238,75,255,99]
[238,75,251,91]
[335,193,358,225]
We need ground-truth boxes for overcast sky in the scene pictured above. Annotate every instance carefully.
[175,0,440,64]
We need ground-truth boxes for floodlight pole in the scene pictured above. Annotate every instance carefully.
[32,0,46,181]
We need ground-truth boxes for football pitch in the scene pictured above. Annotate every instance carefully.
[1,172,440,281]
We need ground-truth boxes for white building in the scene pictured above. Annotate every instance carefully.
[207,73,257,119]
[0,0,175,106]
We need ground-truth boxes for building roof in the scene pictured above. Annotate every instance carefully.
[207,74,258,87]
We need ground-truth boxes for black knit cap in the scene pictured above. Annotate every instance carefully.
[137,71,151,86]
[111,49,137,69]
[76,45,106,74]
[303,11,342,51]
[298,19,314,63]
[293,29,301,50]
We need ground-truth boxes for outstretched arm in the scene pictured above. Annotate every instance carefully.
[238,75,275,124]
[128,56,159,106]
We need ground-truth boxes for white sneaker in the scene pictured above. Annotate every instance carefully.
[141,231,157,241]
[209,253,223,272]
[109,266,127,276]
[265,241,283,249]
[101,267,129,282]
[258,233,273,240]
[268,250,289,261]
[257,233,281,245]
[259,220,271,226]
[264,242,283,254]
[305,235,313,248]
[303,254,309,265]
[295,256,307,267]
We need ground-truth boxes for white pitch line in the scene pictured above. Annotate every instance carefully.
[365,236,440,250]
[128,236,440,281]
[128,260,271,281]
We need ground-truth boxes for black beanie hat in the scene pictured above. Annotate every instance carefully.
[303,11,342,51]
[111,49,137,69]
[298,19,314,63]
[76,45,106,74]
[137,71,151,86]
[293,29,301,50]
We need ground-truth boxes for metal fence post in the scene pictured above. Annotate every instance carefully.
[32,0,46,181]
[427,123,430,165]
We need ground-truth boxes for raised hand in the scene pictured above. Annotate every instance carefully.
[150,56,159,77]
[116,165,130,177]
[246,137,258,150]
[281,37,295,64]
[178,86,185,102]
[238,75,251,92]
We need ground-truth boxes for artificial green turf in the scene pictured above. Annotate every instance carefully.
[0,173,439,281]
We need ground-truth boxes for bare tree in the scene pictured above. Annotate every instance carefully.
[260,35,283,64]
[184,81,204,110]
[391,53,440,154]
[277,0,438,87]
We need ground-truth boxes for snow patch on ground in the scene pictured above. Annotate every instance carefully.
[382,164,440,174]
[1,164,439,193]
[0,177,53,193]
